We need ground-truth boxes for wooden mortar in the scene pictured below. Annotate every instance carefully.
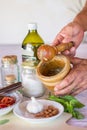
[36,55,70,92]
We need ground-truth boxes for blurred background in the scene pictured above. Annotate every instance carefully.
[0,0,86,44]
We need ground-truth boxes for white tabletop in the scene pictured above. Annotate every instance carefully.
[0,43,87,129]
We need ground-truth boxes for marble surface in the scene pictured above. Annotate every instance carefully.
[0,43,87,128]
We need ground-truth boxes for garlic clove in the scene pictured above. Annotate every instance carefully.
[26,97,43,114]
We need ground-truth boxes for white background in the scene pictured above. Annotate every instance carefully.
[0,0,86,44]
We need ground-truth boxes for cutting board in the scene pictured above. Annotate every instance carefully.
[0,112,86,130]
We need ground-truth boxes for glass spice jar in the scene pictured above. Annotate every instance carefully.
[1,55,19,87]
[21,65,45,97]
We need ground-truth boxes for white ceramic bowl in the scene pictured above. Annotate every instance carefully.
[13,99,64,123]
[0,91,22,116]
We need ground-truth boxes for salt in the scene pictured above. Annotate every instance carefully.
[21,66,45,97]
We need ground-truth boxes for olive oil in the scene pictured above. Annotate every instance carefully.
[22,23,44,67]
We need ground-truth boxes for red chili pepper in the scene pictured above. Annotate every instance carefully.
[0,96,16,108]
[1,97,15,104]
[0,103,8,108]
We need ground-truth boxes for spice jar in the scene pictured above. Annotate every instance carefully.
[1,55,19,87]
[21,65,45,97]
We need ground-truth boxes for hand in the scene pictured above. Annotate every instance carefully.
[52,22,84,56]
[54,57,87,96]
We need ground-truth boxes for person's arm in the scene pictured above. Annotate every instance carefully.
[52,1,87,56]
[73,0,87,31]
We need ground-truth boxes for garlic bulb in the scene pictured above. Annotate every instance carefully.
[26,97,43,114]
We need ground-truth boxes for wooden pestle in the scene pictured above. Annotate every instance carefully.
[37,42,74,61]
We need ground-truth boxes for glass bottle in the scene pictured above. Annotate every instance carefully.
[1,55,19,87]
[21,65,45,97]
[22,23,44,67]
[21,23,45,97]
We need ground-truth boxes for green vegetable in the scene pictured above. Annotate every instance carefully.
[0,119,9,125]
[48,95,85,119]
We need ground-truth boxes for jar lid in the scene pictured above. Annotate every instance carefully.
[28,23,37,30]
[2,55,18,64]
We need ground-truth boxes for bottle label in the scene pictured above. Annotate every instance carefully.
[22,44,40,66]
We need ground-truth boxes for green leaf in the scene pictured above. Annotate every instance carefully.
[59,95,84,108]
[0,119,9,125]
[48,95,85,119]
[72,110,84,119]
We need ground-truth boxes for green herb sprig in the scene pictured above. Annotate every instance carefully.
[0,119,9,125]
[48,95,85,119]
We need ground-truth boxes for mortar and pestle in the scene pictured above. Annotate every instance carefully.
[36,42,74,92]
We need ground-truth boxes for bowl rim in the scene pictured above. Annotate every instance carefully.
[36,55,70,84]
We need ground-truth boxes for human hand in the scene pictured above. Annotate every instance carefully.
[52,22,84,56]
[54,57,87,96]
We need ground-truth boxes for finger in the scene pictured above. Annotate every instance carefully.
[71,87,86,96]
[62,50,70,55]
[62,47,76,56]
[69,47,76,56]
[71,80,87,95]
[62,37,72,43]
[54,68,84,95]
[54,69,76,91]
[54,84,71,96]
[54,89,69,96]
[52,34,64,46]
[54,76,82,96]
[54,85,74,96]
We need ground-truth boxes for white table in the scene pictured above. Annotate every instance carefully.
[0,43,87,129]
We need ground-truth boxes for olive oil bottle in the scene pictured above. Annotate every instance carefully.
[22,23,44,67]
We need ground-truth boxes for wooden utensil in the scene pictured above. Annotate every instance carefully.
[37,42,74,61]
[0,82,22,94]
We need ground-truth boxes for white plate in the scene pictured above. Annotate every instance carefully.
[13,99,64,123]
[0,91,22,116]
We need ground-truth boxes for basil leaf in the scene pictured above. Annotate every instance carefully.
[48,95,85,119]
[59,95,84,108]
[72,110,84,119]
[0,119,9,125]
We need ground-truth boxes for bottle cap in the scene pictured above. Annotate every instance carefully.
[28,23,37,30]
